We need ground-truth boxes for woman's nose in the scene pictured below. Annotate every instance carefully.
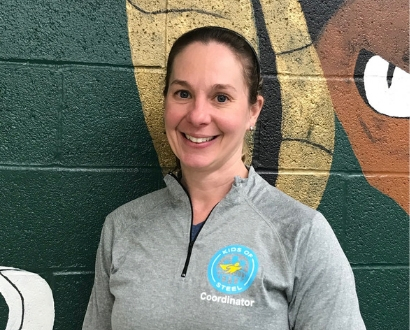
[185,97,211,126]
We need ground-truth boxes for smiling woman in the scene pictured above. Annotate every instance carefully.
[83,27,365,330]
[125,0,259,171]
[163,39,262,186]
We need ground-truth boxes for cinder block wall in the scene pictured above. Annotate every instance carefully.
[0,2,163,329]
[0,1,408,329]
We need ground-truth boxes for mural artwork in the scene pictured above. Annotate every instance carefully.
[0,267,54,330]
[0,0,408,328]
[316,0,409,213]
[126,0,409,213]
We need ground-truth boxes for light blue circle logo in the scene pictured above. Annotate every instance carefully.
[207,244,259,295]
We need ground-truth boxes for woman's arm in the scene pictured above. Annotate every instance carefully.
[83,218,115,330]
[288,213,366,329]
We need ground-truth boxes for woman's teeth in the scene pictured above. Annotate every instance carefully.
[185,134,214,143]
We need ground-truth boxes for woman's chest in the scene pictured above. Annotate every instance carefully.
[109,228,293,330]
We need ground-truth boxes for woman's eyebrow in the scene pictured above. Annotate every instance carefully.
[169,79,191,88]
[212,84,237,92]
[169,81,238,93]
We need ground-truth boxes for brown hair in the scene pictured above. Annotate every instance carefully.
[163,26,262,104]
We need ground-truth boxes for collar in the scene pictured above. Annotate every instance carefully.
[163,166,260,203]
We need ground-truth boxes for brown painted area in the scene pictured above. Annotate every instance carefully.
[316,0,409,213]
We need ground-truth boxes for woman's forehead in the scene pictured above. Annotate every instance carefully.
[170,43,247,89]
[176,41,240,61]
[172,42,246,76]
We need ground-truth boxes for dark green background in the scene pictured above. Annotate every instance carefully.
[0,1,408,329]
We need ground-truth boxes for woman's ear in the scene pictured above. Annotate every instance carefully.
[249,95,264,127]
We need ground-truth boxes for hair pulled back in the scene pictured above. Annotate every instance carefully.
[163,26,262,104]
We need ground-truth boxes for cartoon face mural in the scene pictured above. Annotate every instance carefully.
[126,0,335,209]
[316,0,409,213]
[0,267,54,329]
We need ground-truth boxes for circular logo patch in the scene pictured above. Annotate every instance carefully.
[207,244,259,295]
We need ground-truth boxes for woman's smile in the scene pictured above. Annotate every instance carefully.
[183,133,217,144]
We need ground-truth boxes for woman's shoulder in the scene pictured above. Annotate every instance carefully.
[243,169,332,249]
[103,186,170,231]
[245,168,319,224]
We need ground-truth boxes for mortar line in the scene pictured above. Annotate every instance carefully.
[56,67,63,164]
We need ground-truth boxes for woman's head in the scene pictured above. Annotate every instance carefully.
[164,26,262,104]
[163,27,264,175]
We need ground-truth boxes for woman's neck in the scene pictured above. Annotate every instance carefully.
[180,162,248,224]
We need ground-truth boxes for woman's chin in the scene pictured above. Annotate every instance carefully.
[180,159,214,171]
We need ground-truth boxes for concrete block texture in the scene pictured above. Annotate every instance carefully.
[354,267,409,330]
[0,0,408,329]
[345,174,408,264]
[0,64,61,165]
[52,272,94,330]
[0,168,163,269]
[62,66,159,166]
[0,1,133,65]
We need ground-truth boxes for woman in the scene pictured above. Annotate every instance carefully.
[83,26,365,329]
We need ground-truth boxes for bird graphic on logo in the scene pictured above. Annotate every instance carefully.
[219,262,242,274]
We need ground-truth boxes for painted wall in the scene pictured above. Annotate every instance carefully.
[0,1,408,329]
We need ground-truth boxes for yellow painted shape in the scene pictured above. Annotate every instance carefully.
[165,0,258,55]
[126,0,167,67]
[259,0,335,208]
[259,0,312,53]
[276,50,334,152]
[133,69,176,168]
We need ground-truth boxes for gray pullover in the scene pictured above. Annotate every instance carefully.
[83,167,365,329]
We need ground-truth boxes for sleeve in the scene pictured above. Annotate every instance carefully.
[288,213,366,330]
[82,216,116,330]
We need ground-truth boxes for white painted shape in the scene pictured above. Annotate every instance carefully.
[0,270,23,330]
[364,55,410,118]
[0,267,54,330]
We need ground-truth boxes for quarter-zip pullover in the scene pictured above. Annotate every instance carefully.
[83,167,365,330]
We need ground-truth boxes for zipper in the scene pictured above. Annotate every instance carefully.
[169,173,197,278]
[180,203,215,277]
[181,241,194,277]
[169,173,216,278]
[181,185,194,278]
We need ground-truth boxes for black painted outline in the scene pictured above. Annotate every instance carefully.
[0,269,24,330]
[251,0,282,180]
[276,43,314,56]
[282,137,333,155]
[127,0,226,19]
[354,48,409,119]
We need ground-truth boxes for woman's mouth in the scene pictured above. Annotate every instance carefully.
[184,133,216,144]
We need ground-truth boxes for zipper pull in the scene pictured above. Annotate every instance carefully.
[181,241,195,277]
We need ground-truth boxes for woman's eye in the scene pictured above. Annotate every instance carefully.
[216,94,228,103]
[177,90,190,99]
[354,49,410,118]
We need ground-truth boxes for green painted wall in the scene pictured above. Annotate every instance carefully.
[0,1,408,329]
[0,1,163,329]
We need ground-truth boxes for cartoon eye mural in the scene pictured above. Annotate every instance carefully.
[355,49,410,118]
[0,267,54,330]
[316,0,409,213]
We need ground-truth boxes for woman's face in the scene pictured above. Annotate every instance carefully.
[164,41,262,174]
